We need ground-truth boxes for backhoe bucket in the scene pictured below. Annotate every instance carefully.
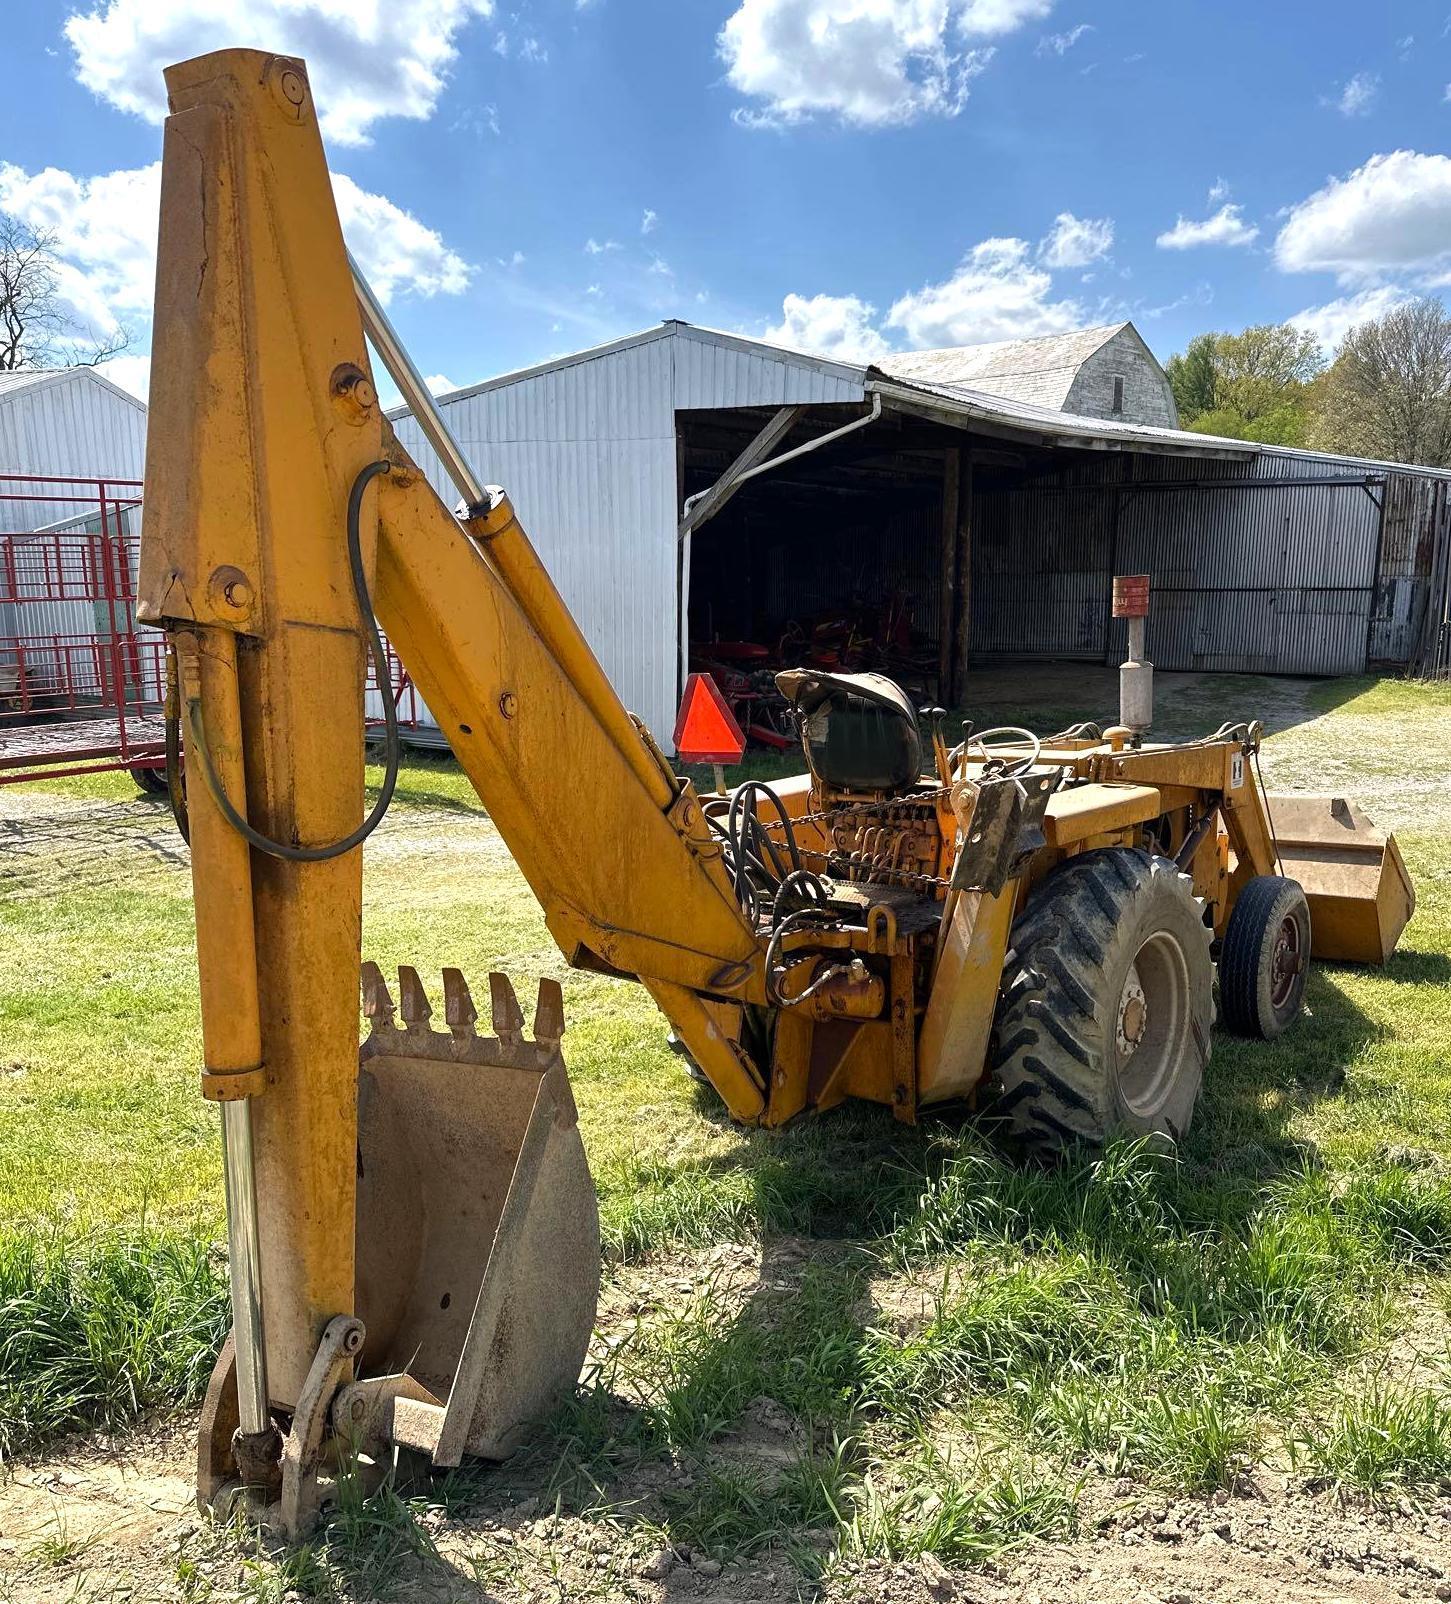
[1265,795,1415,965]
[352,964,599,1467]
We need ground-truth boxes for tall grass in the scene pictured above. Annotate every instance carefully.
[0,1227,228,1458]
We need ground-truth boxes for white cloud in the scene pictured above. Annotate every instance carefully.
[329,174,472,301]
[1038,211,1112,268]
[1288,286,1411,352]
[98,353,151,401]
[1156,203,1259,250]
[642,208,658,235]
[1274,151,1451,281]
[887,236,1085,346]
[1332,71,1379,117]
[719,0,1003,128]
[1208,176,1230,203]
[425,373,458,394]
[958,0,1053,34]
[0,157,470,380]
[64,0,495,148]
[1036,22,1090,55]
[0,161,160,335]
[763,292,892,362]
[648,256,674,277]
[585,237,621,255]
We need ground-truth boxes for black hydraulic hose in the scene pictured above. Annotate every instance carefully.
[187,459,399,863]
[164,640,189,846]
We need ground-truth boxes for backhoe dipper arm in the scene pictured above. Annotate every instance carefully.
[138,49,766,1427]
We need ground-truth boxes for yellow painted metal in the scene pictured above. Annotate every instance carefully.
[171,633,265,1103]
[1042,783,1163,851]
[643,981,766,1122]
[1267,795,1416,963]
[139,50,379,1405]
[373,458,765,1000]
[457,490,677,812]
[916,889,1015,1105]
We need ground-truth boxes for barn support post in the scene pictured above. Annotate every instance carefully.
[950,448,973,700]
[937,447,961,703]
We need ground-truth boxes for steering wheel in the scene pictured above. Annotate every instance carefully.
[962,725,1042,779]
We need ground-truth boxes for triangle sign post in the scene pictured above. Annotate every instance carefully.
[673,672,746,790]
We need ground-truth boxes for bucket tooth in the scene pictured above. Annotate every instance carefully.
[360,961,396,1027]
[442,967,478,1039]
[488,972,525,1049]
[397,965,433,1030]
[533,978,565,1051]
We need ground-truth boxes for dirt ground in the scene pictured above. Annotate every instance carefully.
[2,666,1449,1601]
[3,1324,1450,1604]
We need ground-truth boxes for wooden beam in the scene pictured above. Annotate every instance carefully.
[679,405,803,537]
[951,451,974,702]
[937,447,961,701]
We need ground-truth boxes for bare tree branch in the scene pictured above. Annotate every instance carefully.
[0,212,130,372]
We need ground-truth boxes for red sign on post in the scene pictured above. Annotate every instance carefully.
[1112,574,1151,619]
[673,672,746,764]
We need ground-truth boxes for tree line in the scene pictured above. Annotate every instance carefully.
[1166,298,1451,467]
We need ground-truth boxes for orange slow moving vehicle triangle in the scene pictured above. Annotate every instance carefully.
[672,672,746,763]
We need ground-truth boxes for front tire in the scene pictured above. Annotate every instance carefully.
[988,849,1214,1156]
[1219,875,1310,1040]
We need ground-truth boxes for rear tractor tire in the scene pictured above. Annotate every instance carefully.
[1218,874,1311,1040]
[988,848,1214,1156]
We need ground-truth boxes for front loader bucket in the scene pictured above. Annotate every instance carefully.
[1266,795,1415,965]
[353,963,599,1467]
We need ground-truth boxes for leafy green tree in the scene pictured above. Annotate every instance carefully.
[1165,323,1324,445]
[1165,333,1217,423]
[1310,297,1451,467]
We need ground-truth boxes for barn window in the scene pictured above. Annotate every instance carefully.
[1111,375,1125,414]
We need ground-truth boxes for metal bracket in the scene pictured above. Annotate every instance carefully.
[951,770,1059,895]
[279,1314,366,1535]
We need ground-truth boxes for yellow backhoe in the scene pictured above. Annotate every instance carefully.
[138,49,1416,1533]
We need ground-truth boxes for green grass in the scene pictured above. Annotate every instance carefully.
[1,672,1450,1573]
[1289,1382,1451,1493]
[0,1227,229,1457]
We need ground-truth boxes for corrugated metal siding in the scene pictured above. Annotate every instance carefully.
[1370,472,1449,662]
[1111,455,1380,675]
[393,334,681,740]
[673,334,865,410]
[393,327,867,743]
[971,461,1123,660]
[970,452,1394,677]
[0,373,146,533]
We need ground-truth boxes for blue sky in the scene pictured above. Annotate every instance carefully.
[3,1,1450,402]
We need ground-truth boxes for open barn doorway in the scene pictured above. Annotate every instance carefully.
[676,404,959,748]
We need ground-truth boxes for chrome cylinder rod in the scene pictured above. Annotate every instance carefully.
[348,251,486,510]
[220,1098,270,1435]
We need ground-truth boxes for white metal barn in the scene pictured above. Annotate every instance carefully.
[391,321,1450,747]
[0,369,149,700]
[0,368,147,531]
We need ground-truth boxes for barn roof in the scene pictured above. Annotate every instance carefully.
[0,367,145,410]
[877,323,1132,410]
